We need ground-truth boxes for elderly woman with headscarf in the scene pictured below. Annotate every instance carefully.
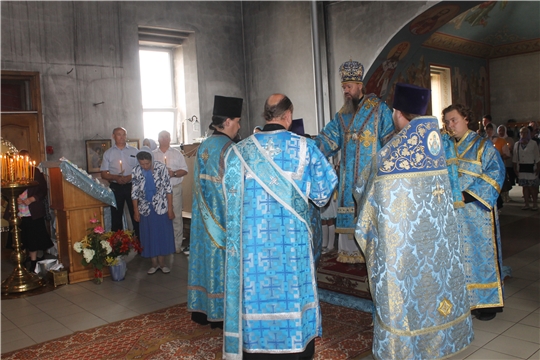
[142,138,157,151]
[513,127,540,211]
[131,146,176,274]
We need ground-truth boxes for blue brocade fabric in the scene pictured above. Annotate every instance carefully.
[315,94,394,233]
[354,117,474,360]
[223,131,337,359]
[454,130,506,309]
[187,133,234,322]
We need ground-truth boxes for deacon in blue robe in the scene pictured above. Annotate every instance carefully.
[223,94,338,359]
[355,84,473,359]
[315,60,394,264]
[187,95,243,328]
[443,104,505,321]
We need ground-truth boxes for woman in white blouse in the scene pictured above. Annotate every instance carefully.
[513,127,540,210]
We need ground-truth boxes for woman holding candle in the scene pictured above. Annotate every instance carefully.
[131,147,175,274]
[10,150,53,272]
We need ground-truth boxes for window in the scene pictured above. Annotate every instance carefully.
[139,48,176,142]
[430,65,452,128]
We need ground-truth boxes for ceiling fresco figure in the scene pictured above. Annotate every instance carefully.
[365,41,410,98]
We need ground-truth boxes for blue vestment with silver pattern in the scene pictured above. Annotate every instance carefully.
[223,130,337,359]
[187,133,234,321]
[354,116,473,360]
[454,130,505,310]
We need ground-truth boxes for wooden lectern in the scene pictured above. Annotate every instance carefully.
[48,167,110,283]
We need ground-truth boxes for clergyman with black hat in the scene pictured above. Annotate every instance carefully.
[187,95,243,329]
[315,59,394,264]
[353,83,474,359]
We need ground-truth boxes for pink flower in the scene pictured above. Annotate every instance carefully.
[89,218,98,224]
[93,226,105,234]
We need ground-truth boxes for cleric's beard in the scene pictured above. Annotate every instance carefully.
[343,96,360,114]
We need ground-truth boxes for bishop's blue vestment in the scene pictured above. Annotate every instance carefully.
[454,130,505,310]
[187,132,234,322]
[354,116,473,360]
[315,94,394,263]
[223,129,337,359]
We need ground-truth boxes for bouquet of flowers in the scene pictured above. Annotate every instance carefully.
[73,217,112,282]
[104,229,142,266]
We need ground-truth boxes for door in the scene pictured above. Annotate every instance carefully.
[1,71,45,162]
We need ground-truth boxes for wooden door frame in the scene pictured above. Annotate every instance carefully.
[1,70,45,162]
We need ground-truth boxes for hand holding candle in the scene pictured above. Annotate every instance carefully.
[119,160,123,174]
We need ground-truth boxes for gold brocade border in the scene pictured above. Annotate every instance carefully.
[454,200,465,209]
[459,169,501,193]
[336,227,355,234]
[463,189,491,210]
[466,282,499,290]
[200,173,222,183]
[337,207,355,213]
[455,130,477,157]
[375,169,447,182]
[458,158,481,166]
[446,158,458,165]
[187,285,224,299]
[376,310,470,337]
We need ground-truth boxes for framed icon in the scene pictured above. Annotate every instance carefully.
[85,139,111,173]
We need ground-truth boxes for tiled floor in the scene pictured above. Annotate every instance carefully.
[2,186,539,358]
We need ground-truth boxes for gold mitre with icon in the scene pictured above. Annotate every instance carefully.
[339,59,364,84]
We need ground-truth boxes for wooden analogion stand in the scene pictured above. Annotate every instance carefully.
[48,166,111,283]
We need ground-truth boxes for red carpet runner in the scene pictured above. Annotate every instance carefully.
[2,302,373,360]
[317,253,371,300]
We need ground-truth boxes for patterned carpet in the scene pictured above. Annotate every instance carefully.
[317,253,371,300]
[2,302,373,360]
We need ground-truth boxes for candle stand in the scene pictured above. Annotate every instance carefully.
[1,181,45,294]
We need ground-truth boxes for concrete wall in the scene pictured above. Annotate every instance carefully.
[324,1,434,117]
[489,52,540,124]
[242,2,318,135]
[1,1,246,168]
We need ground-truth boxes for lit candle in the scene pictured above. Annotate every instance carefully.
[119,160,123,173]
[164,156,167,166]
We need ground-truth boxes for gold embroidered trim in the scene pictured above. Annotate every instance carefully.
[337,207,355,213]
[376,169,447,182]
[376,310,470,337]
[459,169,501,193]
[200,173,222,182]
[454,200,465,208]
[466,281,499,290]
[446,158,458,165]
[463,189,492,210]
[335,227,355,234]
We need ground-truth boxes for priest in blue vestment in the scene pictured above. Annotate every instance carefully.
[315,59,394,264]
[223,94,338,359]
[354,83,473,359]
[187,95,243,329]
[443,103,506,321]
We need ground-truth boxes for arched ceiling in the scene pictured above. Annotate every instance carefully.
[423,1,540,59]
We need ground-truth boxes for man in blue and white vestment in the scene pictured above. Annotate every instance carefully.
[443,104,505,321]
[315,60,394,264]
[223,94,338,359]
[187,95,243,329]
[354,83,473,359]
